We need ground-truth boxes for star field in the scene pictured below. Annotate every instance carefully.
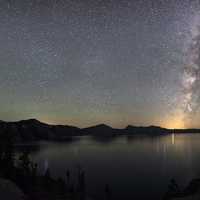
[1,0,200,128]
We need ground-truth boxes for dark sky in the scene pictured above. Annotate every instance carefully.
[1,0,200,128]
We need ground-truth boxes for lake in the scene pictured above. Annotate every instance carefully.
[17,133,200,200]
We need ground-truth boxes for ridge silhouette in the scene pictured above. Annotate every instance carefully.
[0,119,200,142]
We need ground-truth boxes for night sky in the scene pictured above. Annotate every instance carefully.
[1,0,200,128]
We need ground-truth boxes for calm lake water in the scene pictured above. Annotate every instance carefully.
[17,133,200,200]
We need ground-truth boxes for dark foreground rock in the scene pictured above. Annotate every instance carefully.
[0,178,25,200]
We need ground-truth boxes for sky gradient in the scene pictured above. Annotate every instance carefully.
[1,0,200,128]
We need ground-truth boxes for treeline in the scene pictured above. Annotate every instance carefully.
[0,134,112,200]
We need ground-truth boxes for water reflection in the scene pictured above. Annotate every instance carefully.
[16,134,200,200]
[172,133,175,145]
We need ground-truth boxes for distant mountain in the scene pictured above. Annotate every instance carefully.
[1,119,200,143]
[0,119,80,142]
[125,125,170,134]
[82,124,122,136]
[172,128,200,134]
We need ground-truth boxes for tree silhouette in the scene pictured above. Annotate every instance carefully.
[1,134,15,180]
[18,151,31,176]
[105,184,112,200]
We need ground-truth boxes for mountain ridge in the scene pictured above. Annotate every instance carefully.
[0,119,200,142]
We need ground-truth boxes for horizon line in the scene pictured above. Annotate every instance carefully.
[1,118,200,130]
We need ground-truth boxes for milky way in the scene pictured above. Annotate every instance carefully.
[180,12,200,126]
[0,0,200,128]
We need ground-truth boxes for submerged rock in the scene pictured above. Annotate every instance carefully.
[167,179,200,200]
[0,178,25,200]
[170,195,200,200]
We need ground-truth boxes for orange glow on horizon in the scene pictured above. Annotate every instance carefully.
[163,113,185,129]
